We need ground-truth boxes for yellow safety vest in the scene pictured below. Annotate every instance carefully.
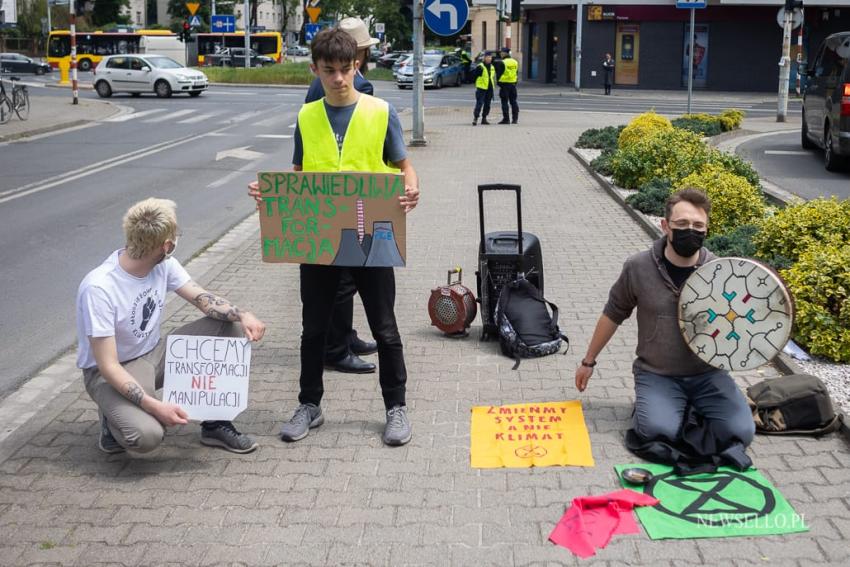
[298,94,399,173]
[475,63,496,90]
[500,57,518,84]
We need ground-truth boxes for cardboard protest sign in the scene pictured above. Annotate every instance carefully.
[470,401,594,468]
[163,335,252,421]
[615,464,809,539]
[257,171,407,267]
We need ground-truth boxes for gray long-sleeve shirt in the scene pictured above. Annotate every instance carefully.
[603,237,716,377]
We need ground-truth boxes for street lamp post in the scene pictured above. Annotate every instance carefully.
[70,0,78,105]
[243,0,250,68]
[411,0,426,146]
[575,0,583,91]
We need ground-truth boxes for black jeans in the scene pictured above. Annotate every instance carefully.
[473,88,493,119]
[324,269,358,363]
[499,84,519,121]
[299,264,407,410]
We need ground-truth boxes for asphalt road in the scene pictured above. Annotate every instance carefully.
[0,77,807,397]
[737,130,850,201]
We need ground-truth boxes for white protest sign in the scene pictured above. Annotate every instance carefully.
[163,335,251,421]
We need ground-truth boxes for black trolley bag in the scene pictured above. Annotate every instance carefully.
[475,184,544,340]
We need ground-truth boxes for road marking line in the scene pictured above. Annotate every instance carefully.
[0,130,225,205]
[144,109,197,123]
[207,162,258,189]
[229,110,265,123]
[765,150,809,156]
[178,112,222,124]
[255,134,293,139]
[103,108,167,122]
[251,116,286,127]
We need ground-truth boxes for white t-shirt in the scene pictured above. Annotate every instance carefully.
[76,249,191,369]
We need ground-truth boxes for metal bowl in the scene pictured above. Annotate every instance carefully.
[621,467,653,485]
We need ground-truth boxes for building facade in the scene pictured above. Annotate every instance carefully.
[517,0,850,91]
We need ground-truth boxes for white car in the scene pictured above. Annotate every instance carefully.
[93,54,208,98]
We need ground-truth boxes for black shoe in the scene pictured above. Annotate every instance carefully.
[324,353,376,374]
[200,421,259,454]
[498,118,510,124]
[481,118,490,125]
[511,118,518,124]
[350,335,378,356]
[98,414,125,454]
[472,119,477,126]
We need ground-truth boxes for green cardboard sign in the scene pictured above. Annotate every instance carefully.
[615,464,808,539]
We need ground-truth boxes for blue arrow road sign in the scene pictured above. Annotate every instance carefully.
[676,0,707,8]
[189,15,202,28]
[304,23,321,42]
[211,15,236,33]
[424,0,469,37]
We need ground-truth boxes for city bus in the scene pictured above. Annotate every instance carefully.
[196,31,283,65]
[47,29,176,72]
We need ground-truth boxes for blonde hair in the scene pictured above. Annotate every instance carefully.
[122,198,178,259]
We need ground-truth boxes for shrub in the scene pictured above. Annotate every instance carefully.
[625,178,672,217]
[754,198,850,264]
[708,150,761,188]
[612,128,711,189]
[618,111,673,150]
[782,243,850,362]
[676,163,766,236]
[576,125,625,151]
[718,108,745,131]
[672,114,723,137]
[591,149,616,176]
[704,224,759,258]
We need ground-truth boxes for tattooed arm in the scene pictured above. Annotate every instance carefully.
[176,280,266,341]
[89,336,189,426]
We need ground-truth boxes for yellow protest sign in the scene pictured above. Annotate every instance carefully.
[470,401,594,469]
[186,2,200,15]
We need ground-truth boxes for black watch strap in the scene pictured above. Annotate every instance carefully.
[581,359,597,368]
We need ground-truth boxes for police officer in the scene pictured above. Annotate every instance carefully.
[496,47,519,124]
[472,52,496,126]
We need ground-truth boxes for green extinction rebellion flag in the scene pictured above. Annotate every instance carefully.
[615,464,808,539]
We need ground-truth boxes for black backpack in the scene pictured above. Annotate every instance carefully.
[746,374,843,436]
[494,276,568,369]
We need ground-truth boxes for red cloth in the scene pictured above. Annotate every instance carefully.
[548,488,659,558]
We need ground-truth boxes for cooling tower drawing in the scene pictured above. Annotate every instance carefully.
[364,221,405,267]
[332,228,368,266]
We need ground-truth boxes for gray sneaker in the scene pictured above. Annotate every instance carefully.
[98,414,125,454]
[200,421,259,454]
[280,403,324,442]
[383,405,412,446]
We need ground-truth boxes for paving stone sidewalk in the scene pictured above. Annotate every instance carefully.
[0,107,848,567]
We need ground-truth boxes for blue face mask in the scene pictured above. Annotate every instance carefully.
[670,228,705,257]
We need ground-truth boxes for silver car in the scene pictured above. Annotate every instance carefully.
[93,54,208,98]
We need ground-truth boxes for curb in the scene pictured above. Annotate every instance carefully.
[568,146,661,240]
[0,100,124,144]
[45,82,95,91]
[207,81,309,89]
[570,144,850,445]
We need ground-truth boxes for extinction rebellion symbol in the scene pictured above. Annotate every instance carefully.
[643,471,776,526]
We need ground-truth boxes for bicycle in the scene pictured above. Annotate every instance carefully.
[0,76,30,123]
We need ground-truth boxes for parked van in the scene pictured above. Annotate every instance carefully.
[800,32,850,171]
[140,35,186,66]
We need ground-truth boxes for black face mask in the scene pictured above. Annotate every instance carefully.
[669,228,706,258]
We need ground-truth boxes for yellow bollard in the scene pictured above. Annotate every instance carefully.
[59,60,70,85]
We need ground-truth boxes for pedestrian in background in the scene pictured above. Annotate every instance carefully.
[496,46,519,124]
[602,52,615,95]
[472,52,496,126]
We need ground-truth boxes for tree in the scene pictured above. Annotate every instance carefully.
[91,0,131,27]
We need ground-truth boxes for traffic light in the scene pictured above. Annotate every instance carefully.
[182,21,191,42]
[511,0,523,22]
[784,0,803,10]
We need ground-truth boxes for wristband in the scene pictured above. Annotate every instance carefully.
[581,359,597,368]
